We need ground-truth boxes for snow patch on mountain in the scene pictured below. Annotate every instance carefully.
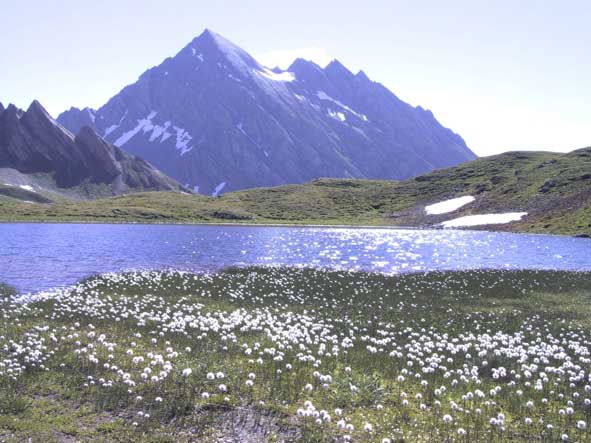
[425,196,475,215]
[209,31,255,77]
[104,124,119,137]
[327,109,346,122]
[189,47,204,61]
[441,212,527,228]
[173,126,193,155]
[114,111,158,147]
[113,111,193,155]
[148,121,172,142]
[258,68,295,82]
[104,111,129,138]
[212,181,226,197]
[236,121,247,136]
[316,91,368,121]
[161,131,172,143]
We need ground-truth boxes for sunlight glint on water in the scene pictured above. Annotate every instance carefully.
[0,223,590,293]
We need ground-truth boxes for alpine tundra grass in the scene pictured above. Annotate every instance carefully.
[2,147,591,237]
[2,267,591,442]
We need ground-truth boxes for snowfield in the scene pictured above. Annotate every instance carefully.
[316,91,369,121]
[441,212,528,228]
[112,111,193,155]
[259,68,296,82]
[425,196,475,215]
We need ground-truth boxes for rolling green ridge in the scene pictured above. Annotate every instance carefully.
[0,147,590,236]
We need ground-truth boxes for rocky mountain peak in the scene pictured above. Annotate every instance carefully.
[23,100,76,143]
[2,103,24,121]
[57,29,476,195]
[26,99,54,123]
[324,59,354,78]
[185,29,261,75]
[355,70,371,82]
[288,58,324,82]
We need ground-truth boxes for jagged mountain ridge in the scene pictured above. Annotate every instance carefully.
[58,29,476,195]
[0,100,183,199]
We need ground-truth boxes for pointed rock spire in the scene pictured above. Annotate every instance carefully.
[356,70,370,82]
[2,103,24,120]
[185,28,260,74]
[324,59,354,78]
[27,99,47,114]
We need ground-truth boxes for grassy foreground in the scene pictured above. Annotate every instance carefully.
[1,148,591,236]
[2,267,591,442]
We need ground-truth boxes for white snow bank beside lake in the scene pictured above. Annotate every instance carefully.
[441,212,528,228]
[425,196,475,215]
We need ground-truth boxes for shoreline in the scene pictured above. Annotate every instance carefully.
[0,218,420,230]
[0,218,587,238]
[5,266,591,299]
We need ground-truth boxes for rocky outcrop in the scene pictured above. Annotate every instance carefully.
[0,100,183,198]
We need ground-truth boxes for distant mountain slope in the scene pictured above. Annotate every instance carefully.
[1,146,589,236]
[58,29,475,195]
[58,106,96,135]
[0,100,183,200]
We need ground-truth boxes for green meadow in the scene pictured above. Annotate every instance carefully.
[2,267,591,442]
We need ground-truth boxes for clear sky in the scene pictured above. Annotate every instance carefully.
[1,0,589,156]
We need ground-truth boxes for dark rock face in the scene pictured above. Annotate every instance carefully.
[58,29,476,195]
[0,101,182,196]
[58,107,96,136]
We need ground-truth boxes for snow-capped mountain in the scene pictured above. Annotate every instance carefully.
[58,29,476,195]
[0,100,183,198]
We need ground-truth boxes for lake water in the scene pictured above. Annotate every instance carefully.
[1,223,590,293]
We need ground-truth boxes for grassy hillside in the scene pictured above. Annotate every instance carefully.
[0,147,590,236]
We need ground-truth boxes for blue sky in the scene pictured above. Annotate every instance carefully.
[1,0,589,156]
